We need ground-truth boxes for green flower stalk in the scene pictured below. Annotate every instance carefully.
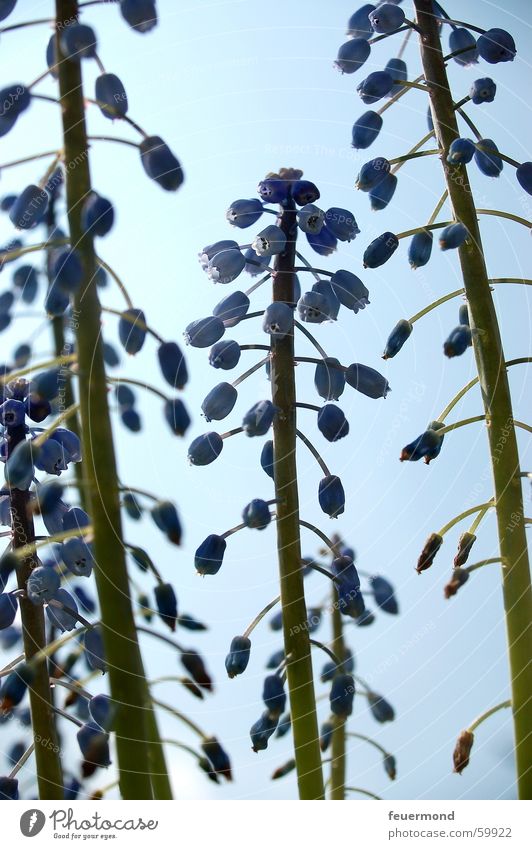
[414,0,532,799]
[55,0,167,800]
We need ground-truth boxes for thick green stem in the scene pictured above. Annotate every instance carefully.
[8,426,63,799]
[329,586,346,800]
[415,0,532,799]
[270,192,324,800]
[55,0,162,799]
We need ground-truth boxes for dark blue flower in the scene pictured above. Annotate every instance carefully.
[26,566,60,605]
[332,556,365,619]
[242,498,271,530]
[260,440,275,479]
[0,663,33,711]
[257,178,289,203]
[266,649,285,669]
[275,712,291,738]
[447,138,475,165]
[9,184,49,230]
[95,72,128,119]
[357,71,394,103]
[151,500,182,545]
[291,179,320,205]
[250,710,278,752]
[408,230,433,269]
[242,400,276,436]
[120,0,157,33]
[213,290,250,327]
[209,340,241,370]
[319,718,334,752]
[474,138,503,177]
[330,270,369,313]
[201,382,237,422]
[199,240,239,270]
[369,4,405,33]
[195,534,226,576]
[60,23,97,61]
[0,593,17,629]
[201,737,232,780]
[314,357,345,401]
[449,28,478,66]
[368,691,395,722]
[330,673,355,719]
[318,474,345,518]
[385,57,407,96]
[443,325,472,358]
[346,5,375,39]
[0,777,18,799]
[225,635,251,678]
[516,162,532,195]
[76,721,111,775]
[84,625,106,672]
[356,157,391,191]
[439,222,469,250]
[334,38,371,74]
[118,308,146,354]
[369,172,397,211]
[470,77,496,104]
[46,588,79,632]
[81,193,114,238]
[317,404,349,442]
[89,694,116,731]
[477,28,516,64]
[262,674,286,717]
[252,225,287,257]
[226,198,264,229]
[383,319,412,359]
[263,302,293,338]
[345,363,390,398]
[370,576,398,614]
[188,432,224,466]
[324,207,359,241]
[157,341,188,389]
[363,232,398,268]
[305,224,337,256]
[139,135,183,191]
[351,110,383,150]
[185,316,225,348]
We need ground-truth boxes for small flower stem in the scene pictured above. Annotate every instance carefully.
[377,71,425,116]
[432,17,486,34]
[220,427,244,440]
[438,502,493,538]
[151,698,207,740]
[270,195,324,800]
[125,545,163,583]
[390,132,436,175]
[409,288,464,324]
[475,209,531,230]
[108,376,170,404]
[295,250,321,282]
[244,273,271,297]
[309,639,342,668]
[468,504,492,536]
[299,520,335,554]
[238,344,271,352]
[33,403,81,448]
[438,357,532,421]
[295,402,321,413]
[101,306,165,344]
[347,732,390,758]
[368,25,410,45]
[56,0,162,800]
[50,679,92,701]
[96,257,134,308]
[231,356,270,388]
[87,135,140,149]
[467,700,512,733]
[345,786,382,800]
[427,189,449,225]
[242,595,281,639]
[0,354,77,386]
[295,429,331,477]
[0,150,63,170]
[294,320,329,359]
[52,706,84,728]
[397,27,412,60]
[465,558,504,576]
[136,626,186,654]
[0,238,69,264]
[435,414,486,436]
[396,220,451,240]
[389,147,441,167]
[0,18,54,33]
[455,107,482,140]
[118,484,159,503]
[8,743,35,779]
[220,523,247,540]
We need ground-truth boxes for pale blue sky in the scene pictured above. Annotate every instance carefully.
[1,0,531,800]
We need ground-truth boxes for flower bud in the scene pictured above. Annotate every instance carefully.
[385,57,407,96]
[185,316,225,348]
[444,568,470,599]
[201,736,232,780]
[363,231,398,268]
[449,28,478,66]
[334,38,371,74]
[77,721,111,776]
[262,674,286,717]
[0,593,17,629]
[118,308,146,354]
[292,179,320,205]
[181,649,212,691]
[263,302,293,338]
[444,325,472,357]
[139,135,183,191]
[260,440,275,479]
[317,404,349,442]
[0,663,33,711]
[370,576,398,614]
[476,28,515,64]
[369,4,405,33]
[195,534,227,576]
[352,110,382,150]
[242,400,276,436]
[516,162,532,196]
[474,138,503,177]
[330,673,355,719]
[242,498,271,530]
[27,566,61,605]
[383,319,412,359]
[306,225,337,256]
[46,588,79,632]
[151,500,182,545]
[384,753,397,780]
[368,691,395,723]
[447,138,475,165]
[408,230,433,269]
[226,198,263,229]
[439,222,469,251]
[154,583,178,632]
[345,363,390,399]
[320,718,334,751]
[201,382,238,422]
[252,225,286,257]
[454,532,476,568]
[225,636,251,678]
[84,625,106,672]
[453,729,474,773]
[314,357,345,401]
[95,72,128,119]
[9,184,49,229]
[275,712,291,738]
[297,204,325,235]
[318,474,345,518]
[199,240,238,270]
[271,759,296,780]
[250,710,279,752]
[213,291,250,327]
[400,427,444,463]
[158,341,188,389]
[0,777,18,799]
[89,694,117,731]
[346,5,374,39]
[324,207,359,242]
[209,340,241,370]
[369,172,397,211]
[357,71,394,103]
[164,399,191,436]
[120,0,158,33]
[416,532,443,573]
[356,157,391,192]
[188,432,224,466]
[257,178,289,203]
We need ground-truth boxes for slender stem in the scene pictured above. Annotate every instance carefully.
[0,150,62,170]
[294,320,329,359]
[56,0,158,800]
[465,558,504,575]
[415,1,532,799]
[96,257,134,308]
[296,429,331,477]
[396,220,451,240]
[137,626,186,654]
[409,288,464,324]
[108,377,169,404]
[427,189,449,225]
[0,354,77,386]
[456,106,482,140]
[389,147,441,167]
[8,743,36,779]
[468,503,491,535]
[270,196,324,800]
[299,520,335,553]
[295,402,321,413]
[6,418,63,798]
[435,414,486,436]
[151,698,207,740]
[438,358,532,421]
[438,502,493,537]
[88,135,140,149]
[468,700,512,733]
[243,595,281,639]
[347,732,390,758]
[476,209,532,230]
[101,306,165,344]
[330,585,346,800]
[345,786,382,800]
[433,17,486,34]
[232,356,270,388]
